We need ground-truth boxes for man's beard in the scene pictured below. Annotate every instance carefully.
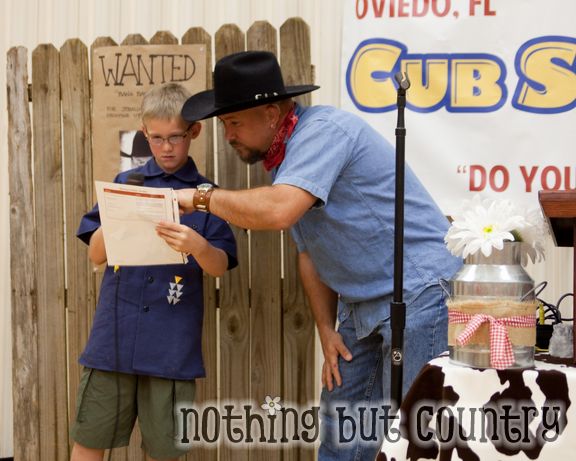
[229,141,267,165]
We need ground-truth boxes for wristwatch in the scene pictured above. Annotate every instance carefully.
[193,183,214,212]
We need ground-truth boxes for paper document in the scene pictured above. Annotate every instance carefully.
[95,181,186,266]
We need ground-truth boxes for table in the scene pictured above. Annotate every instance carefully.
[539,190,576,363]
[380,353,576,460]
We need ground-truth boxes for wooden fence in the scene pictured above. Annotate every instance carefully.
[7,18,316,461]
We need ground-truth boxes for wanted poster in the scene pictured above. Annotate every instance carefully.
[91,44,207,183]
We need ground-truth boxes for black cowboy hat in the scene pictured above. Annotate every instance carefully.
[181,51,319,122]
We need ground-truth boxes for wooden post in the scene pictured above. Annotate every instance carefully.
[182,27,214,179]
[150,30,178,45]
[89,35,139,461]
[88,37,118,326]
[214,23,250,461]
[7,45,40,461]
[281,17,317,461]
[181,26,219,461]
[246,20,283,461]
[119,30,151,461]
[8,20,317,459]
[121,33,148,46]
[60,39,95,454]
[31,43,69,461]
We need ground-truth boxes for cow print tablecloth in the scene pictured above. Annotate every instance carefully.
[380,353,575,460]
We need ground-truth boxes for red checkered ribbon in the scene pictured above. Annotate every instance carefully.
[448,311,536,369]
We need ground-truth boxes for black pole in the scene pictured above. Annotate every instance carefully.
[391,71,410,410]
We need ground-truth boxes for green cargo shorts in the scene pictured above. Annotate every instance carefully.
[70,368,196,459]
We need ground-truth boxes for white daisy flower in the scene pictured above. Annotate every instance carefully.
[516,206,547,265]
[445,195,546,264]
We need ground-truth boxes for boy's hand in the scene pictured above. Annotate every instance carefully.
[156,220,228,277]
[176,189,196,214]
[155,221,206,256]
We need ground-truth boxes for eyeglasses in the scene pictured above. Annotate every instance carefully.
[145,125,191,146]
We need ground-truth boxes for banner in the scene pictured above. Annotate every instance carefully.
[341,0,576,213]
[92,45,206,183]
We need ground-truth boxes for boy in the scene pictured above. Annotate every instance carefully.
[71,83,237,461]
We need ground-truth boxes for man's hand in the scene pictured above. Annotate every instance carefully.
[176,189,196,215]
[319,327,353,392]
[297,251,351,391]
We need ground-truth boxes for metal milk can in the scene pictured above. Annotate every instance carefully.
[444,241,536,368]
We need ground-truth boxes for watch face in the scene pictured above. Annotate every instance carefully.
[198,183,213,192]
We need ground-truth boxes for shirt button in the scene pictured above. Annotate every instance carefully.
[143,306,150,312]
[147,276,154,283]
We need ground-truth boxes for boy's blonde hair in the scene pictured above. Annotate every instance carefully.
[141,82,191,123]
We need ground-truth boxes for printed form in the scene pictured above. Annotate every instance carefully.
[95,181,186,266]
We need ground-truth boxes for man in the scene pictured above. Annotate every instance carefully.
[177,51,462,460]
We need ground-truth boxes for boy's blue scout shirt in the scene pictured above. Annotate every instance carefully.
[272,105,462,337]
[77,157,237,380]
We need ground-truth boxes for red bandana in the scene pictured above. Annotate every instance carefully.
[263,106,298,171]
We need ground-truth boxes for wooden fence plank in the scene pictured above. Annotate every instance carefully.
[88,35,136,461]
[89,36,117,207]
[214,23,250,461]
[7,45,40,461]
[181,26,218,461]
[121,34,148,46]
[90,36,118,56]
[182,27,213,179]
[246,20,282,461]
[280,18,313,108]
[121,29,149,461]
[150,30,178,45]
[9,20,317,460]
[280,17,317,461]
[60,38,95,444]
[31,43,69,461]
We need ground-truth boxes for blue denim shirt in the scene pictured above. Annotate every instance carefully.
[273,105,462,337]
[77,158,237,380]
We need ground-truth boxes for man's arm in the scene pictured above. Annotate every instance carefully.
[177,184,317,230]
[298,251,352,391]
